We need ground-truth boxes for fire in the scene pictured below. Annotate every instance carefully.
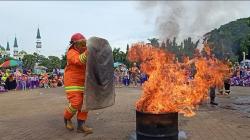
[128,43,229,117]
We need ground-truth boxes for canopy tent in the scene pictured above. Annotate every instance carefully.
[113,62,123,68]
[240,59,250,68]
[33,66,48,74]
[0,59,22,68]
[0,56,18,63]
[34,65,48,70]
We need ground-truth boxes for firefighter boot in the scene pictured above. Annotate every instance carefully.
[210,97,218,105]
[64,118,74,131]
[77,120,93,134]
[210,101,218,105]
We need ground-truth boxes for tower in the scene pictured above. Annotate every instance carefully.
[36,28,42,54]
[13,37,19,59]
[6,42,10,57]
[0,44,5,58]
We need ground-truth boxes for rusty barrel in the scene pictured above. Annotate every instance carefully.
[136,110,178,140]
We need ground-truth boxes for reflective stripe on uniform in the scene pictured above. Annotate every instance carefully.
[66,103,77,114]
[65,86,84,92]
[79,53,87,63]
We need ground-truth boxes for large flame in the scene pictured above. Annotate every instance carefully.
[128,43,229,117]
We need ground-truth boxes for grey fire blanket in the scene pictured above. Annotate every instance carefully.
[83,36,115,111]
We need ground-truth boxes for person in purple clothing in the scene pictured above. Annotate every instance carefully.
[27,76,31,89]
[21,74,27,91]
[31,75,36,88]
[14,69,22,90]
[35,74,40,88]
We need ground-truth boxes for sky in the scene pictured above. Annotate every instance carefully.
[0,1,250,57]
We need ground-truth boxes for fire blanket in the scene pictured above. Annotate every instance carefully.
[82,37,115,110]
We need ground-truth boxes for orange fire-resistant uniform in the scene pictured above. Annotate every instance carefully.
[63,45,88,121]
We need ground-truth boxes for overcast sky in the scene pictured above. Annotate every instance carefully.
[0,1,250,57]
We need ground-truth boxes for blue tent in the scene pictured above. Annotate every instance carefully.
[114,62,123,67]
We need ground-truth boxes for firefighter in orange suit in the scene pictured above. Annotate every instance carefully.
[63,33,93,134]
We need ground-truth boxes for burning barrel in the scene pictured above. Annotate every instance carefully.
[129,43,228,139]
[136,110,178,140]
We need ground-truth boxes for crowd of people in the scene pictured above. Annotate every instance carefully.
[114,61,250,88]
[1,62,249,93]
[114,63,148,88]
[230,65,250,86]
[0,68,64,92]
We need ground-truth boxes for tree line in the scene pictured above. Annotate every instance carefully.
[207,17,250,62]
[112,37,200,66]
[21,52,64,72]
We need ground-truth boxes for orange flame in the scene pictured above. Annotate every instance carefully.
[128,43,229,117]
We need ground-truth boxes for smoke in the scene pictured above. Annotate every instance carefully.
[156,2,184,40]
[138,1,250,41]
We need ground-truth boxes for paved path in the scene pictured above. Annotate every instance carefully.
[0,87,249,140]
[181,87,250,140]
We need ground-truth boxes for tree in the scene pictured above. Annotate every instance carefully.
[161,41,166,50]
[0,45,5,59]
[112,48,127,64]
[126,44,129,55]
[124,44,131,67]
[148,38,159,47]
[47,56,61,72]
[18,50,28,60]
[33,52,46,64]
[37,55,61,72]
[240,37,250,59]
[206,17,250,61]
[183,37,198,58]
[22,54,36,69]
[239,18,250,60]
[240,39,249,55]
[19,50,27,54]
[39,57,50,68]
[161,37,199,61]
[61,54,67,69]
[113,48,121,62]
